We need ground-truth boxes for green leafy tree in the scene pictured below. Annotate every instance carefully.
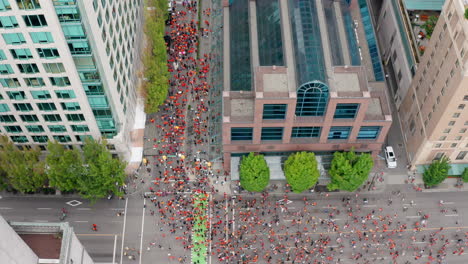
[46,141,84,192]
[77,138,126,202]
[143,0,170,113]
[461,168,468,183]
[464,8,468,20]
[327,150,374,192]
[0,136,46,193]
[423,157,450,187]
[284,152,319,193]
[239,152,270,192]
[422,15,438,38]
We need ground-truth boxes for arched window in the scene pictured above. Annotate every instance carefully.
[295,81,329,116]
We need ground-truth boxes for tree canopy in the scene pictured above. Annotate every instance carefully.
[239,152,270,192]
[327,150,374,192]
[77,138,126,202]
[0,136,46,193]
[422,15,438,38]
[423,157,450,187]
[284,152,319,193]
[143,0,170,113]
[46,141,84,192]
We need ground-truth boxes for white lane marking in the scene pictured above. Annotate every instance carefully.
[77,208,91,210]
[0,207,12,209]
[442,202,454,205]
[139,198,146,264]
[363,204,377,207]
[37,208,52,210]
[120,198,128,264]
[74,220,89,223]
[445,214,459,217]
[406,216,420,218]
[403,204,416,206]
[112,234,117,264]
[413,241,427,244]
[33,220,48,222]
[110,208,124,210]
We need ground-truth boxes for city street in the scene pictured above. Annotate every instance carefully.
[0,196,135,264]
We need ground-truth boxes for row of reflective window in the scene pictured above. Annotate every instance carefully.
[262,103,361,120]
[0,48,60,60]
[0,90,75,100]
[9,134,91,144]
[231,126,382,141]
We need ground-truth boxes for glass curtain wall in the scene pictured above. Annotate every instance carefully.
[53,1,117,138]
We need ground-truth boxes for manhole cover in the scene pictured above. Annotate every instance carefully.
[66,200,82,207]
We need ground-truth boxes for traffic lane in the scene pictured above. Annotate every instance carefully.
[0,196,127,217]
[77,234,120,263]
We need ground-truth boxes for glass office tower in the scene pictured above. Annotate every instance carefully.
[0,0,143,160]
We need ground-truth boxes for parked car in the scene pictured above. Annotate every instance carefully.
[384,146,397,168]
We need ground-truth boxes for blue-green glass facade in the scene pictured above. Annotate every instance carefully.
[289,0,327,85]
[256,0,284,66]
[230,0,251,91]
[53,1,117,138]
[358,0,384,81]
[295,81,329,116]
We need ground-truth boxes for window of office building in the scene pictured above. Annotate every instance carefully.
[16,0,41,9]
[0,103,10,112]
[36,48,60,59]
[49,77,70,86]
[53,135,71,143]
[295,81,329,116]
[26,125,44,133]
[30,90,51,100]
[71,125,89,132]
[23,15,47,27]
[10,136,28,143]
[0,50,5,60]
[0,0,12,11]
[56,6,80,22]
[456,151,467,160]
[29,32,53,43]
[357,126,381,139]
[10,49,33,60]
[24,77,45,87]
[0,64,14,74]
[43,114,61,122]
[261,127,283,140]
[17,63,39,73]
[334,103,360,119]
[230,127,253,141]
[291,127,321,138]
[263,104,287,119]
[0,115,15,122]
[0,78,20,88]
[2,33,26,44]
[61,102,80,111]
[328,126,352,140]
[36,102,56,111]
[62,24,86,40]
[0,16,19,28]
[13,103,32,112]
[32,135,48,143]
[4,125,22,133]
[43,63,65,73]
[20,114,38,122]
[66,113,85,122]
[48,125,66,132]
[55,90,75,99]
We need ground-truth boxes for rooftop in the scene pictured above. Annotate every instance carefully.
[19,234,61,260]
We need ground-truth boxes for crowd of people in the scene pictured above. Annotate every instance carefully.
[142,1,467,264]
